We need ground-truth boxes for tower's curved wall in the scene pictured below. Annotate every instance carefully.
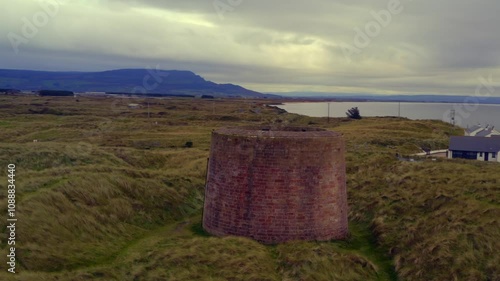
[202,127,348,243]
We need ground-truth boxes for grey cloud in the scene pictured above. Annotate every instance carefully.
[1,0,500,96]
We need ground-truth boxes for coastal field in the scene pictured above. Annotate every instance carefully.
[0,95,498,280]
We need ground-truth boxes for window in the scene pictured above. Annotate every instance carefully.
[452,151,478,160]
[493,152,497,158]
[479,152,483,157]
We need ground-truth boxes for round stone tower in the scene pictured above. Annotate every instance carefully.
[202,126,348,244]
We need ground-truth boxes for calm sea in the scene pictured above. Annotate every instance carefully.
[276,102,500,129]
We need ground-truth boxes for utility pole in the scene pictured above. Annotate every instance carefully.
[449,109,455,126]
[147,100,150,119]
[398,102,401,117]
[327,102,330,123]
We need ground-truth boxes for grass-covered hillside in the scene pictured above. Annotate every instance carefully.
[0,95,498,281]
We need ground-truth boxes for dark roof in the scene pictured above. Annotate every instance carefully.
[472,127,499,137]
[449,136,500,153]
[466,125,482,134]
[475,129,492,137]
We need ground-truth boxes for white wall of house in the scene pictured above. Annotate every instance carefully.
[491,151,500,162]
[476,151,499,162]
[477,152,485,161]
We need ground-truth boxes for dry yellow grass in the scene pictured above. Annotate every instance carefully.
[0,95,498,280]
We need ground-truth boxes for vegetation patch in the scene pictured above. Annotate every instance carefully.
[0,95,497,280]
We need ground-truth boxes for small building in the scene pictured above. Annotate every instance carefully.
[465,124,500,137]
[128,103,142,109]
[448,136,500,162]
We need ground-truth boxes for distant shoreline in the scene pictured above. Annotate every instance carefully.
[272,98,500,105]
[275,101,500,130]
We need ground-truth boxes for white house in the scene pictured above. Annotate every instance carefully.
[465,124,500,137]
[448,136,500,162]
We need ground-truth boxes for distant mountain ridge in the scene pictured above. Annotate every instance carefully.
[0,68,276,98]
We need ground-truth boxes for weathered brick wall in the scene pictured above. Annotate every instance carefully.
[202,127,348,244]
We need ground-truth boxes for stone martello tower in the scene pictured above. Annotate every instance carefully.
[202,126,348,244]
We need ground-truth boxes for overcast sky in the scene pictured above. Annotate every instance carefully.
[2,0,500,96]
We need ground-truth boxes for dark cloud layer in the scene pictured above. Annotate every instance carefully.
[1,0,500,95]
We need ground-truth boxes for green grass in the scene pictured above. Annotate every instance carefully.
[274,221,398,281]
[0,95,498,280]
